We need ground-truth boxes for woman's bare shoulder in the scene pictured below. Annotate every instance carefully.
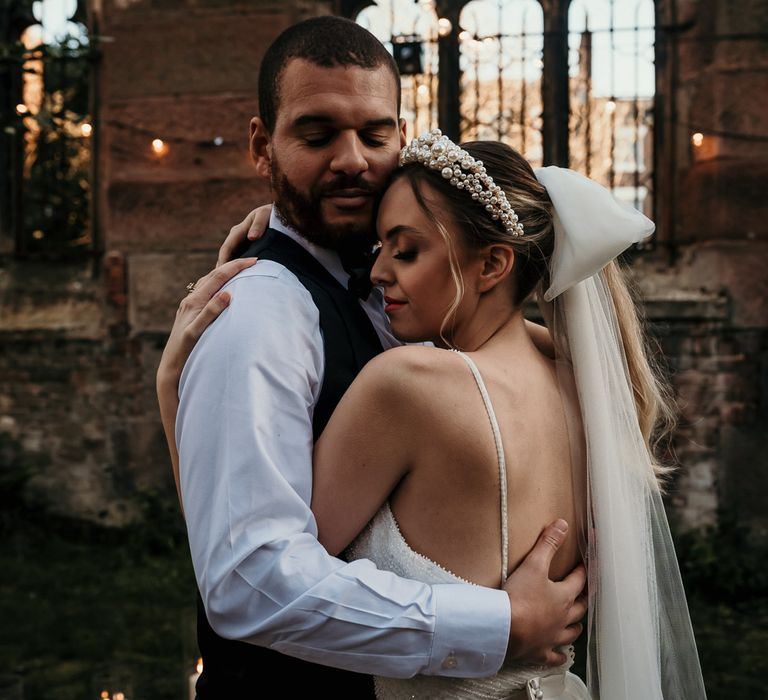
[356,346,468,404]
[363,345,465,378]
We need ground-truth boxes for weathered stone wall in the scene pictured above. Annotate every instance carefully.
[1,266,146,524]
[1,0,334,524]
[645,0,768,532]
[0,0,765,532]
[0,257,162,525]
[639,286,768,533]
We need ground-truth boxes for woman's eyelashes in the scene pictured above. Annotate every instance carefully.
[393,248,418,261]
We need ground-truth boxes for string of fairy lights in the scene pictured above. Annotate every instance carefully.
[105,119,239,158]
[11,103,241,162]
[14,101,766,165]
[7,22,768,165]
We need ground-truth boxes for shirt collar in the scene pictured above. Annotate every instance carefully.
[268,207,349,288]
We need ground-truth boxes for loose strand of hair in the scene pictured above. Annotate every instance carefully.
[603,261,677,485]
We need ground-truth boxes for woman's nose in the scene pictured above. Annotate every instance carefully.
[370,247,390,287]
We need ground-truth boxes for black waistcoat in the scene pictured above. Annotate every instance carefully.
[194,229,383,698]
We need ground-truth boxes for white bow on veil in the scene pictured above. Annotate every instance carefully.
[534,167,707,699]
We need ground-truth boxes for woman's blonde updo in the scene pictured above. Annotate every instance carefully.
[391,139,676,481]
[393,140,554,308]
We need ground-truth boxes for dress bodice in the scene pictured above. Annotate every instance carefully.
[346,352,587,700]
[347,503,575,699]
[347,501,477,586]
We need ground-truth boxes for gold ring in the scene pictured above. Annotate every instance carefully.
[186,282,196,294]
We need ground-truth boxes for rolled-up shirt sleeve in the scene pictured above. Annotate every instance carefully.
[177,262,510,678]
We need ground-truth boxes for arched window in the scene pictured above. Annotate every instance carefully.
[1,0,93,256]
[569,0,655,216]
[459,0,544,165]
[356,0,440,138]
[350,0,657,228]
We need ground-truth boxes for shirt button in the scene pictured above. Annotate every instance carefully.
[441,652,458,670]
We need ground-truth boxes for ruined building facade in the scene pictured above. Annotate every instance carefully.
[0,0,765,532]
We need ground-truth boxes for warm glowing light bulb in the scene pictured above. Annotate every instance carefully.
[417,84,429,97]
[605,100,616,113]
[16,103,28,115]
[101,692,109,699]
[437,18,452,37]
[691,132,704,147]
[151,138,167,155]
[196,658,203,674]
[81,122,93,137]
[114,693,124,700]
[459,30,471,42]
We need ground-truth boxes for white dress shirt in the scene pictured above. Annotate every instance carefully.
[177,210,511,678]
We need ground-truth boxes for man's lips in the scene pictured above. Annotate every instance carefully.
[322,189,374,209]
[384,296,407,313]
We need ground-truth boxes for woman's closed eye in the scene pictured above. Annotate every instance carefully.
[394,248,418,261]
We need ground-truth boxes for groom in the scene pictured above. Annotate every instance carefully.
[176,16,586,697]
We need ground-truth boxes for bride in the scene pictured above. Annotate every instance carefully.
[158,131,706,698]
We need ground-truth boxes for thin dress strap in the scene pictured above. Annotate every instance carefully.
[453,350,509,586]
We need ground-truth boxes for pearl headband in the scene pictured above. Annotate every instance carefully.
[399,129,524,237]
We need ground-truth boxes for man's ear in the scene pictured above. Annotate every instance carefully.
[250,117,272,178]
[398,117,407,148]
[477,244,515,293]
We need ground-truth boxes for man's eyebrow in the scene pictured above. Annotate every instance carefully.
[361,117,398,129]
[292,115,398,129]
[292,114,333,128]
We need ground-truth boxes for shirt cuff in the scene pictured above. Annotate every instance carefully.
[425,583,510,678]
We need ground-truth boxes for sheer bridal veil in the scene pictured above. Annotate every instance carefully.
[534,167,707,699]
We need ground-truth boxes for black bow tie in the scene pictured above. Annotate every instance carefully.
[339,247,378,300]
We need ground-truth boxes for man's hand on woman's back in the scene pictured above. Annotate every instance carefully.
[503,519,587,666]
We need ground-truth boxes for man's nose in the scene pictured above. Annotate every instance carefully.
[330,133,369,176]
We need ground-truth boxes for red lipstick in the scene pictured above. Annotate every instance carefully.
[384,296,407,314]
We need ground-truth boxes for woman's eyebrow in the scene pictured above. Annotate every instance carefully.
[382,225,425,241]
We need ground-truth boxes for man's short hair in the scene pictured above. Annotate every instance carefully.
[258,15,401,132]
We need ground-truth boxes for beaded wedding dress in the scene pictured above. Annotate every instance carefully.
[347,351,591,700]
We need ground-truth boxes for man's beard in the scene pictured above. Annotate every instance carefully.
[270,156,379,256]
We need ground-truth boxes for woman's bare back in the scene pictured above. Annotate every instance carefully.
[385,345,585,588]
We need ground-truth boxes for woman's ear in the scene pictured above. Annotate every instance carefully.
[477,244,515,293]
[250,117,272,178]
